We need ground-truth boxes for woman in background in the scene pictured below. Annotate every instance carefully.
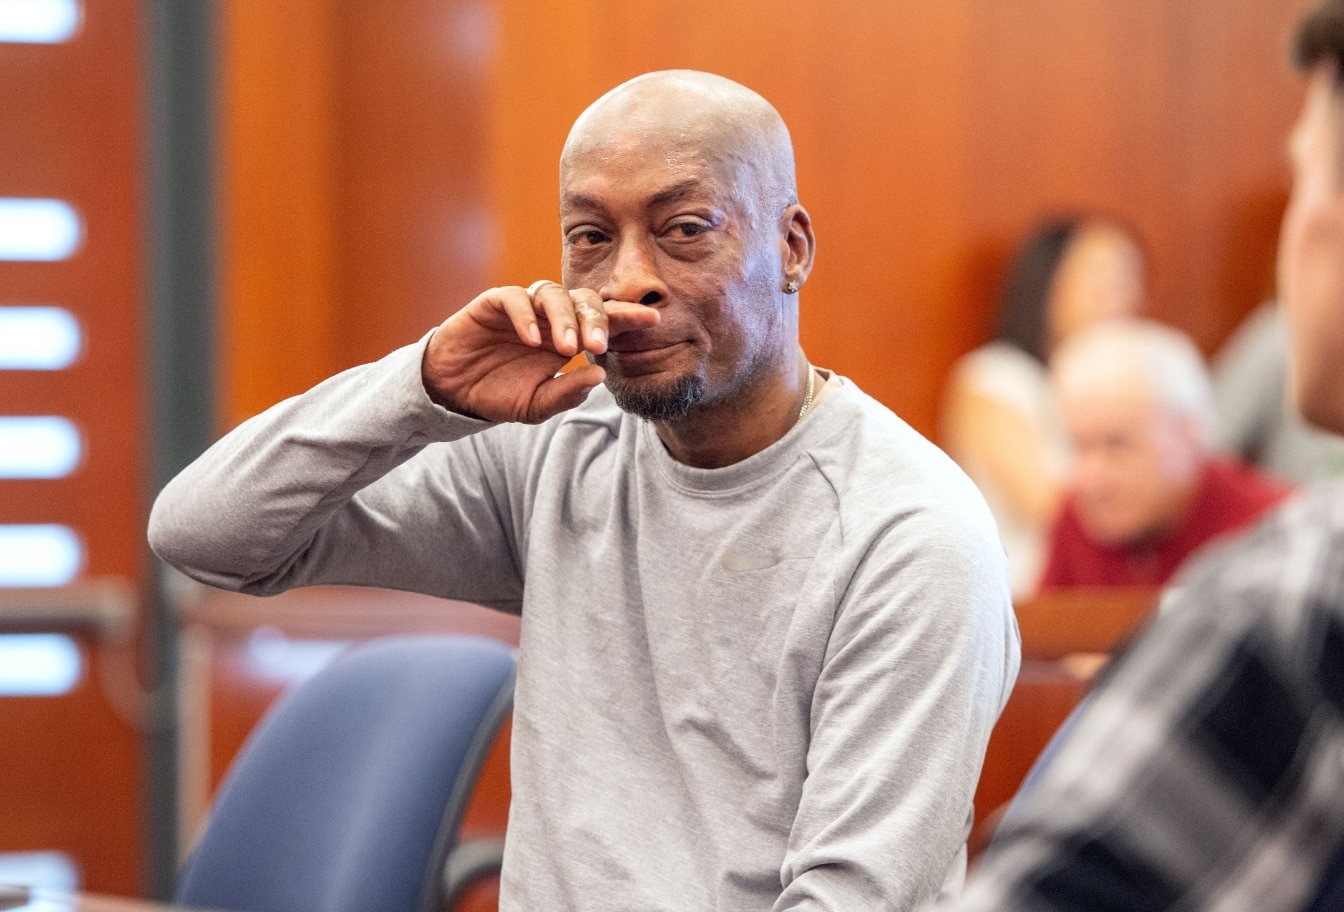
[942,217,1146,598]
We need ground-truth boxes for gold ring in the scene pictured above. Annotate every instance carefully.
[527,280,558,296]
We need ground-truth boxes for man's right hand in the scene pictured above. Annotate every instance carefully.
[421,283,660,424]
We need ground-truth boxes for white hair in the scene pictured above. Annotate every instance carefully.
[1051,316,1220,449]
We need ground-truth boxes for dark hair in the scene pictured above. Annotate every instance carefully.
[1295,0,1344,77]
[996,218,1082,364]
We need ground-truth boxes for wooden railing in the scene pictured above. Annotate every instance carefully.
[1015,587,1159,660]
[0,580,135,635]
[970,587,1161,855]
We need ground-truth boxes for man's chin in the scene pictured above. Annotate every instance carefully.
[605,372,705,422]
[1078,512,1153,550]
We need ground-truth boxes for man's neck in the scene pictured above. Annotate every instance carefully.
[652,355,811,469]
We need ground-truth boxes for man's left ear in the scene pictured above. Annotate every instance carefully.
[779,204,816,293]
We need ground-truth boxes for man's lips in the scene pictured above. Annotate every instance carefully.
[606,335,685,354]
[601,338,690,374]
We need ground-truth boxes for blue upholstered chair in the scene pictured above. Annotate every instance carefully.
[175,634,515,912]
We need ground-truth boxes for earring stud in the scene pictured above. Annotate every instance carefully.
[784,280,801,294]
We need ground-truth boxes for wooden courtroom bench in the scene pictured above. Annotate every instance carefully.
[970,587,1159,855]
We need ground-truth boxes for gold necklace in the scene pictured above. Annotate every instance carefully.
[798,365,816,419]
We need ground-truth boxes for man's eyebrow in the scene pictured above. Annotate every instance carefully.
[560,179,709,215]
[645,179,706,208]
[560,192,606,214]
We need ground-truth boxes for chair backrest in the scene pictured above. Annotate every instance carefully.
[175,634,515,912]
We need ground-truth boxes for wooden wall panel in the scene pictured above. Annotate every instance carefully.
[0,0,147,895]
[218,0,341,430]
[332,2,494,366]
[484,0,599,287]
[960,0,1305,362]
[219,0,492,429]
[0,643,142,893]
[222,1,1310,434]
[222,2,1309,434]
[0,1,147,580]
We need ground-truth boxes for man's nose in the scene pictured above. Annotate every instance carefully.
[601,237,667,306]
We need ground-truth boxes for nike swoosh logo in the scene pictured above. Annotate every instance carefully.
[721,546,784,572]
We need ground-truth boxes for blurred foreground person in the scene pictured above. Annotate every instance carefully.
[1039,317,1291,591]
[944,5,1344,910]
[150,71,1019,910]
[943,217,1146,597]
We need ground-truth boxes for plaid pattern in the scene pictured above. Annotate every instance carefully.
[949,480,1344,912]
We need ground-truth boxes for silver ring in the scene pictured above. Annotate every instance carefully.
[527,279,559,296]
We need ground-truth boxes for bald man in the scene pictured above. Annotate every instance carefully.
[1040,318,1291,591]
[151,71,1018,911]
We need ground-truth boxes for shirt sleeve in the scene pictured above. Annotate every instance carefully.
[147,335,528,612]
[945,503,1344,912]
[774,505,1021,911]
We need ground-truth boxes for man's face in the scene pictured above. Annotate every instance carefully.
[559,125,786,421]
[1280,64,1344,434]
[1060,382,1204,548]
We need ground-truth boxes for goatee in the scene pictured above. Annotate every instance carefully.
[606,373,706,422]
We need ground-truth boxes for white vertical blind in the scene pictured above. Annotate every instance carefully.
[0,0,80,44]
[0,307,81,370]
[0,635,82,695]
[0,417,82,478]
[0,199,81,261]
[0,525,83,587]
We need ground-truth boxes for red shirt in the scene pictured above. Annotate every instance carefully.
[1038,458,1293,592]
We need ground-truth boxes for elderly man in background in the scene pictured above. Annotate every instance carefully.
[150,70,1018,911]
[942,2,1344,909]
[1038,317,1291,591]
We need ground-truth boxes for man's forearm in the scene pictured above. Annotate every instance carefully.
[148,338,484,593]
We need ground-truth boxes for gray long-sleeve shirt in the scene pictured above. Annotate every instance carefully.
[149,338,1020,911]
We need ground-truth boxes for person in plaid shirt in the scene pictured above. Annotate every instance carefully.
[945,3,1344,910]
